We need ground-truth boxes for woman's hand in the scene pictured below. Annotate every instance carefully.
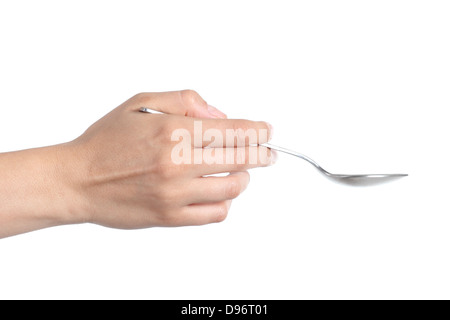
[61,90,275,229]
[0,90,275,238]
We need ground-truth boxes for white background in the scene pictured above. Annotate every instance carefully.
[0,0,449,299]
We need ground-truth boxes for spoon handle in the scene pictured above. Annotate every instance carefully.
[261,143,322,170]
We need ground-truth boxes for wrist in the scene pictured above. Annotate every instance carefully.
[50,142,91,225]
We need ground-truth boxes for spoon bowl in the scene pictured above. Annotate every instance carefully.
[261,143,407,186]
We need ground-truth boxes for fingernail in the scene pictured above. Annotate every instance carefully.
[207,105,227,119]
[270,150,278,165]
[266,122,274,140]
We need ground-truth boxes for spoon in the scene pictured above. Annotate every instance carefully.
[137,108,406,186]
[261,143,407,186]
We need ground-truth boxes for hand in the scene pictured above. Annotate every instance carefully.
[63,90,275,229]
[0,90,275,238]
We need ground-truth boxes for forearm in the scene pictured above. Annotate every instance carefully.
[0,145,79,238]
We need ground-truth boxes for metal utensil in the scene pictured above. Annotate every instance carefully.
[261,143,407,186]
[138,108,406,186]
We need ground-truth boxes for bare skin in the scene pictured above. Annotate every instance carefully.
[0,90,275,238]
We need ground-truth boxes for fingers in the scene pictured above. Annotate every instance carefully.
[129,90,227,119]
[168,117,273,147]
[189,118,273,147]
[178,200,233,226]
[186,171,250,204]
[189,146,277,176]
[129,91,273,147]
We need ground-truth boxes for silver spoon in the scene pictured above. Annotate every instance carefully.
[261,143,407,186]
[137,108,406,186]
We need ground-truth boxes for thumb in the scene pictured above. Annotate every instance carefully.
[130,90,227,119]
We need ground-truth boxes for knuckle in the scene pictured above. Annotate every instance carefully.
[180,89,204,107]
